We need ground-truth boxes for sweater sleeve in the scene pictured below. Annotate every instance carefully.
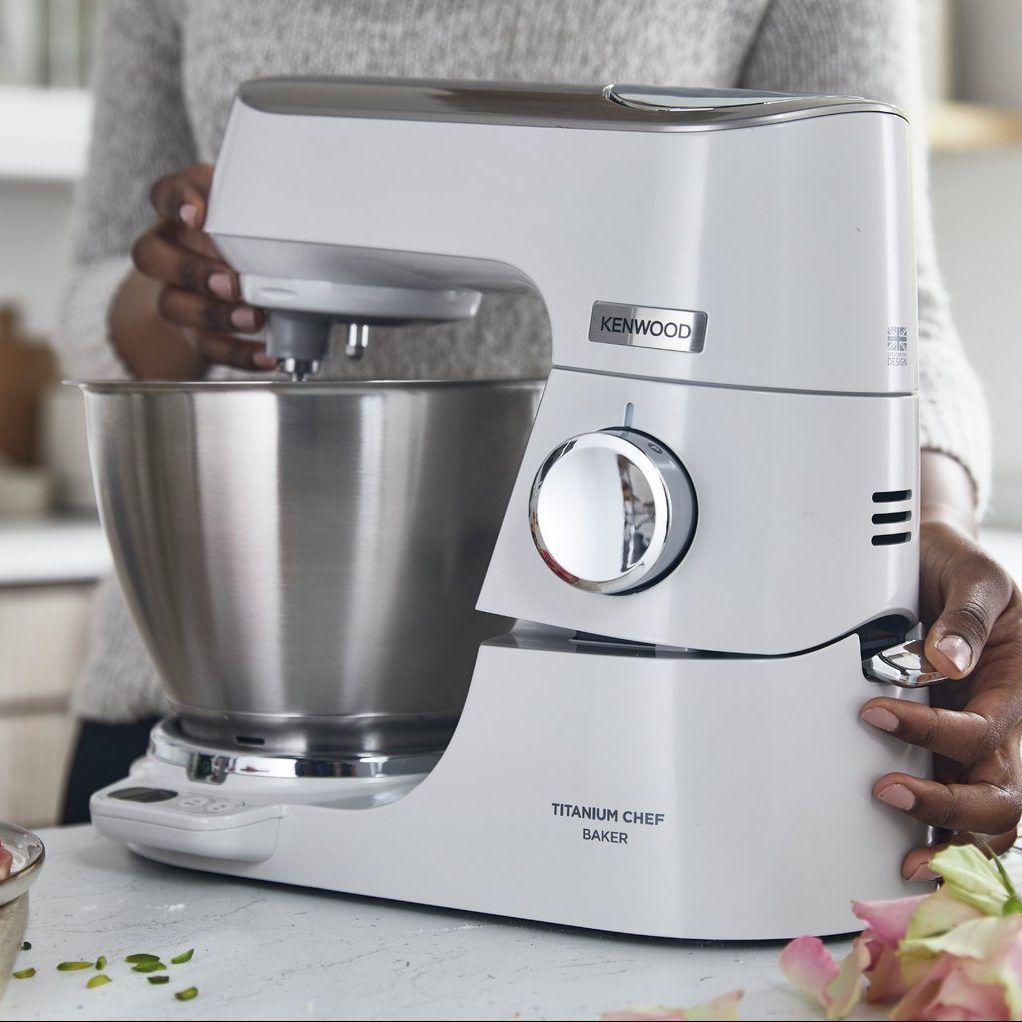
[56,0,196,382]
[739,0,992,514]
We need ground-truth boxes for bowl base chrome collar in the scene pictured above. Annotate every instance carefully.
[149,717,442,785]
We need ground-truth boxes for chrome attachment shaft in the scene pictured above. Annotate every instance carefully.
[345,323,370,360]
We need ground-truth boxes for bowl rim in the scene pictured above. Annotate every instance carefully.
[0,822,44,904]
[71,377,547,395]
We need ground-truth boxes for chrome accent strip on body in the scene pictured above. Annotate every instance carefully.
[238,77,906,133]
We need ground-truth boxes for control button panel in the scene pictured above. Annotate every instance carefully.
[103,788,247,815]
[206,799,245,814]
[174,795,245,814]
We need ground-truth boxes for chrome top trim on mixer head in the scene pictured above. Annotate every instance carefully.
[150,719,442,784]
[238,76,906,133]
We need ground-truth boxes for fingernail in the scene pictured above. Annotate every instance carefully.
[252,352,278,370]
[231,307,259,332]
[877,783,916,811]
[937,634,973,674]
[907,863,938,882]
[861,707,899,732]
[179,203,198,227]
[208,272,233,300]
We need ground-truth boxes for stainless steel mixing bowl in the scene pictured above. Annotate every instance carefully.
[80,379,542,757]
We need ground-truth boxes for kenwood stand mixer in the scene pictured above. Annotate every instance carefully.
[86,78,942,940]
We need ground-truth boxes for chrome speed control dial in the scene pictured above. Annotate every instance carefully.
[529,429,697,594]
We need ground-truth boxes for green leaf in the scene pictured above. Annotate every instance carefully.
[86,974,111,989]
[147,975,170,985]
[12,968,35,979]
[95,955,106,970]
[57,961,95,971]
[132,961,166,973]
[170,948,194,965]
[929,845,1011,915]
[175,986,198,1001]
[19,941,30,951]
[124,953,160,963]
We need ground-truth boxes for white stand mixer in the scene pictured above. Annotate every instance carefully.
[90,78,938,939]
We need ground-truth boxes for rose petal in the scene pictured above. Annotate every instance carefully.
[823,938,871,1020]
[929,845,1013,916]
[600,991,743,1022]
[906,886,987,943]
[780,936,839,1004]
[934,967,1011,1021]
[601,1010,688,1021]
[780,935,869,1020]
[864,944,910,1004]
[902,917,1022,963]
[677,990,743,1021]
[853,895,929,947]
[890,957,954,1021]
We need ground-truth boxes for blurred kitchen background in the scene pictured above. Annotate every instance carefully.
[0,0,1020,828]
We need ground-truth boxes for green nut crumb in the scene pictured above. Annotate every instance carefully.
[175,986,198,1001]
[12,968,35,979]
[147,975,170,985]
[86,974,111,989]
[95,955,106,970]
[20,941,31,951]
[132,961,166,973]
[57,961,94,971]
[125,953,160,963]
[170,948,194,964]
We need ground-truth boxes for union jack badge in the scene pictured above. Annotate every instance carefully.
[887,326,908,353]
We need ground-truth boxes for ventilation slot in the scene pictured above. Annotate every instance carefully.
[235,734,265,747]
[873,489,912,503]
[872,510,912,525]
[871,532,911,546]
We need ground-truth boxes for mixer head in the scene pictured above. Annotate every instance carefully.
[262,283,484,381]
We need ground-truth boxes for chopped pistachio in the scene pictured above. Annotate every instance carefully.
[147,975,170,985]
[170,948,194,965]
[19,941,30,951]
[175,986,198,1001]
[132,961,167,973]
[86,974,111,989]
[95,955,106,970]
[12,968,35,979]
[57,961,95,971]
[124,953,160,964]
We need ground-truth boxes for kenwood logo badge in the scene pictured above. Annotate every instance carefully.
[589,302,707,353]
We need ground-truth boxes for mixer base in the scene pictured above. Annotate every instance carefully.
[92,631,929,940]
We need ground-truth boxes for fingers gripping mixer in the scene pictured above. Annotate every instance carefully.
[90,78,936,940]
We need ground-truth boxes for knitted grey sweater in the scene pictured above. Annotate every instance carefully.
[58,0,990,721]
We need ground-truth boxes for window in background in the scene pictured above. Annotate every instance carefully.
[0,0,96,88]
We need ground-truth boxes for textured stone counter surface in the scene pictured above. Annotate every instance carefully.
[1,826,872,1021]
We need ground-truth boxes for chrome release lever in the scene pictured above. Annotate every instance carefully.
[863,639,949,689]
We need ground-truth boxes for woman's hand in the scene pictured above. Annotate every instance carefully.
[860,455,1022,880]
[111,163,277,378]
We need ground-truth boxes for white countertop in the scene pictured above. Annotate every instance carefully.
[3,825,877,1022]
[8,827,1022,1021]
[0,516,110,587]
